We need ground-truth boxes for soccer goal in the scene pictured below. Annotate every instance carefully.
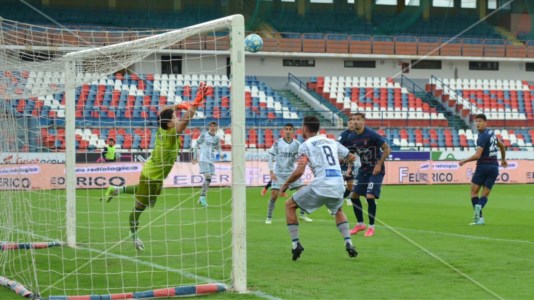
[0,14,246,298]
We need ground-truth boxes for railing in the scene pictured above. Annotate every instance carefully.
[287,73,348,125]
[3,23,534,58]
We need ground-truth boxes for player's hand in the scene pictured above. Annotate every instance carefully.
[280,184,288,194]
[192,82,208,107]
[192,159,198,164]
[175,102,191,110]
[501,160,508,168]
[459,160,465,167]
[270,173,277,181]
[372,164,381,176]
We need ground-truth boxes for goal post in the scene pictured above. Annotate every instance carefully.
[1,14,246,298]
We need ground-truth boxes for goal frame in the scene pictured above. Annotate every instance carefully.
[60,14,247,293]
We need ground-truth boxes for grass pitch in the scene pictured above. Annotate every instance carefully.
[1,184,532,299]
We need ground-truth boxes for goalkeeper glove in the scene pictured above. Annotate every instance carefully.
[175,102,191,110]
[192,82,208,107]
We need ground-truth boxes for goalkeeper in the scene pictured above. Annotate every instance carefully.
[102,82,208,252]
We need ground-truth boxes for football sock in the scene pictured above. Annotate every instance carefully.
[471,196,479,208]
[264,181,272,189]
[367,198,376,226]
[343,189,351,199]
[201,178,211,197]
[336,221,351,242]
[129,207,145,234]
[267,199,276,218]
[123,185,136,194]
[351,197,364,223]
[479,196,488,217]
[287,224,299,245]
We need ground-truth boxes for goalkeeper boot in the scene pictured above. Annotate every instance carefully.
[345,242,358,258]
[198,196,208,207]
[265,217,272,224]
[101,186,118,202]
[298,214,313,223]
[133,238,145,252]
[291,242,304,261]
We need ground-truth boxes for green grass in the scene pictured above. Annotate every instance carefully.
[1,185,533,299]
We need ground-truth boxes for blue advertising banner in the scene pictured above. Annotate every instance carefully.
[389,151,431,161]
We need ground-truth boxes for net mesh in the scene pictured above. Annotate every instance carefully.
[0,15,240,298]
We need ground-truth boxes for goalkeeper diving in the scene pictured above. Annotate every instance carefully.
[101,82,209,252]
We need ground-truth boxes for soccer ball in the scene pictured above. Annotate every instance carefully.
[244,34,263,53]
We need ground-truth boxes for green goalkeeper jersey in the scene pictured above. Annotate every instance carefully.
[142,127,181,180]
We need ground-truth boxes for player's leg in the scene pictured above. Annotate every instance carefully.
[128,176,162,251]
[266,185,280,224]
[476,166,498,225]
[285,197,303,260]
[261,180,272,196]
[101,184,138,202]
[198,162,214,207]
[333,208,357,258]
[345,177,354,205]
[291,182,313,223]
[349,172,367,235]
[469,166,487,225]
[363,174,384,237]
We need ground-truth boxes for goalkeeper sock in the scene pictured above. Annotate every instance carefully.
[123,185,137,194]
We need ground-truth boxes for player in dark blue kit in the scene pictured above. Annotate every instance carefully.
[338,116,360,205]
[346,112,390,237]
[459,114,507,225]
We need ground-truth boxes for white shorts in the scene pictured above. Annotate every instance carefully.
[271,173,304,191]
[199,162,215,175]
[292,185,343,214]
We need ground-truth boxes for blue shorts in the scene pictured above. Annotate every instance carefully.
[352,172,384,199]
[472,164,499,189]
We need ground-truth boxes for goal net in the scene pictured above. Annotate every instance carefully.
[0,14,246,298]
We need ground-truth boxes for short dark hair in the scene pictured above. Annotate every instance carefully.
[108,138,115,143]
[475,113,487,121]
[283,123,294,128]
[158,108,175,129]
[208,121,218,126]
[352,112,366,119]
[303,116,320,133]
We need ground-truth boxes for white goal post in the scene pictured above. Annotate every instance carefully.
[0,14,246,298]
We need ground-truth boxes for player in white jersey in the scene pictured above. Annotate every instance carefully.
[192,121,222,207]
[281,116,358,260]
[265,124,312,224]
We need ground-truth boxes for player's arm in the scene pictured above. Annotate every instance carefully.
[373,142,390,175]
[459,147,484,166]
[192,133,203,163]
[280,154,308,193]
[497,140,508,168]
[176,82,208,134]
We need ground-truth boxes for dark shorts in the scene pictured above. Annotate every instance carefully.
[136,173,163,208]
[352,172,385,199]
[472,164,499,190]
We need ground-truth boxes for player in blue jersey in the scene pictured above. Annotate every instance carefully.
[338,115,361,206]
[459,114,507,225]
[346,112,390,237]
